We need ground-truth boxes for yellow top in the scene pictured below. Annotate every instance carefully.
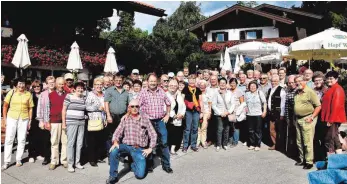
[4,90,34,120]
[294,86,321,117]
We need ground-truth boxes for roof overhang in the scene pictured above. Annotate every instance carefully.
[189,4,294,32]
[255,4,323,19]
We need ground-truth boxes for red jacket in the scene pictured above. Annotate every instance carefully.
[321,83,346,123]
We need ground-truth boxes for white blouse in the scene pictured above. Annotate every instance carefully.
[166,91,186,126]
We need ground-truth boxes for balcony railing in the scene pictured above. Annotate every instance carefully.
[202,37,294,54]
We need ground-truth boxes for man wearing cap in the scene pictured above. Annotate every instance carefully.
[78,73,91,93]
[106,99,157,184]
[105,73,130,162]
[64,73,74,93]
[131,69,140,81]
[168,72,175,80]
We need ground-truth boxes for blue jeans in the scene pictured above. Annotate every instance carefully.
[149,119,170,169]
[229,122,240,145]
[184,111,200,149]
[109,144,146,179]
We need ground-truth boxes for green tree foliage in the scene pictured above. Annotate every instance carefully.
[150,2,209,73]
[236,1,258,8]
[99,2,212,74]
[294,1,347,31]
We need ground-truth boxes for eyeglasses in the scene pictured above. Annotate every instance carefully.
[163,80,169,83]
[130,105,140,109]
[261,78,267,80]
[33,86,40,88]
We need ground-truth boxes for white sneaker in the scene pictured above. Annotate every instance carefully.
[255,147,260,151]
[222,146,228,150]
[68,165,75,173]
[216,146,220,152]
[36,156,44,161]
[75,163,84,169]
[248,146,255,150]
[243,142,247,146]
[2,163,9,171]
[29,158,35,163]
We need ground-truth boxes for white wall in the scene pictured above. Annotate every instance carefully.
[207,26,279,42]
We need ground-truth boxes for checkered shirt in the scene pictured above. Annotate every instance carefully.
[112,114,157,148]
[138,87,171,120]
[285,88,297,123]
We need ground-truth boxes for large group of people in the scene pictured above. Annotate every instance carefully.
[1,66,347,183]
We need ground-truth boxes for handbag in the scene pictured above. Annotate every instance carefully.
[87,119,104,131]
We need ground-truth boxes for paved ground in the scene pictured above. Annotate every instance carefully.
[2,142,313,184]
[2,124,346,184]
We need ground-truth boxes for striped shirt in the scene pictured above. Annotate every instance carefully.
[64,94,86,125]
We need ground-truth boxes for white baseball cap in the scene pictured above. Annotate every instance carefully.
[168,72,175,78]
[64,73,74,80]
[132,69,139,74]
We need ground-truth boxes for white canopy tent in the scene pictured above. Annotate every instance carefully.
[227,41,289,58]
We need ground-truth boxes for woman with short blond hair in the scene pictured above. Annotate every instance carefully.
[197,80,212,149]
[86,77,106,167]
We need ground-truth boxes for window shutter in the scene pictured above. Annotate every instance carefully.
[240,31,245,40]
[256,30,263,39]
[224,32,229,41]
[212,33,217,41]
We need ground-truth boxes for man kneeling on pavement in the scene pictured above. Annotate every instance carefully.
[107,99,157,184]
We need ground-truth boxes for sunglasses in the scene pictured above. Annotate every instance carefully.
[33,85,41,88]
[130,105,140,109]
[163,80,169,83]
[261,78,267,79]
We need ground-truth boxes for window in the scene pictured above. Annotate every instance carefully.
[217,34,224,42]
[212,32,228,42]
[246,31,256,39]
[240,29,263,40]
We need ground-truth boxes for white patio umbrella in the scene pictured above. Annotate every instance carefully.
[219,53,224,69]
[104,47,119,73]
[11,34,31,69]
[289,27,347,61]
[239,55,245,66]
[234,55,241,73]
[66,41,83,72]
[253,53,282,64]
[227,41,288,57]
[222,48,232,71]
[335,57,347,64]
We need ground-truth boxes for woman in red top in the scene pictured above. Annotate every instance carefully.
[321,71,346,155]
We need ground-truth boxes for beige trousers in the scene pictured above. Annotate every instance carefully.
[197,113,209,146]
[50,123,67,165]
